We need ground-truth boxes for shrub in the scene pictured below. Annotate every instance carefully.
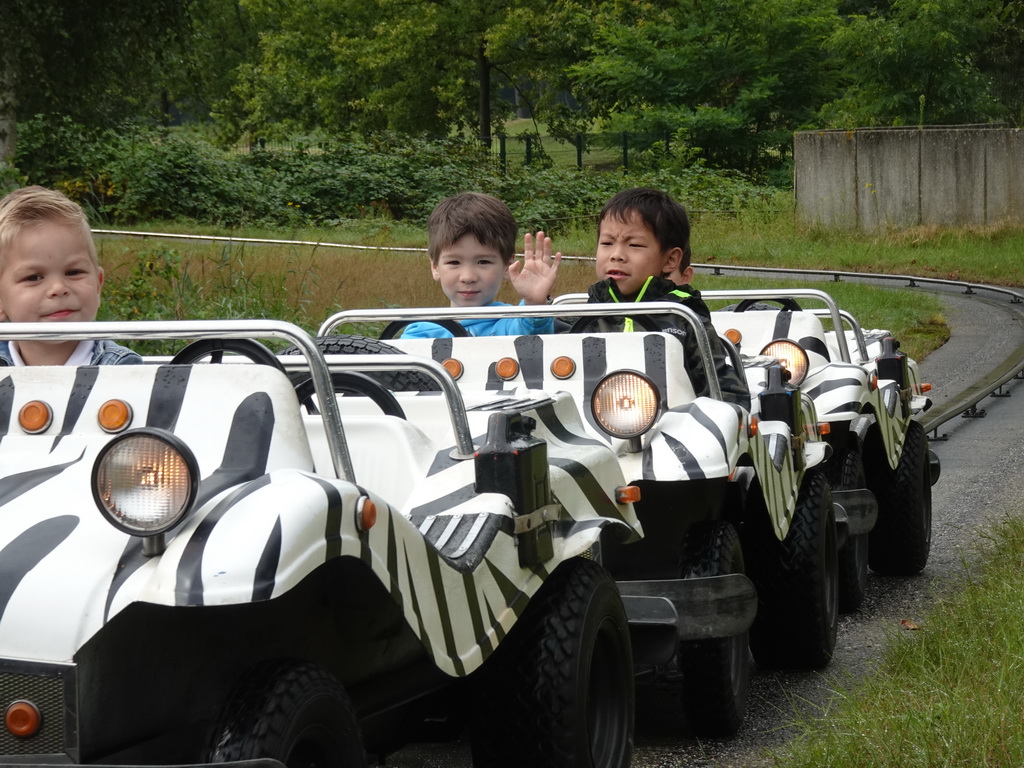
[12,120,783,230]
[105,133,268,225]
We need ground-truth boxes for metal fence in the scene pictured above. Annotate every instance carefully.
[233,132,789,175]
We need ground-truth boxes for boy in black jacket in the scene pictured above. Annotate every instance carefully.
[586,187,750,409]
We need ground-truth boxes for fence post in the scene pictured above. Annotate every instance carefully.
[576,133,584,168]
[622,132,629,169]
[525,135,533,166]
[499,134,507,174]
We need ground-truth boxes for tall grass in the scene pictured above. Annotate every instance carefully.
[692,203,1024,288]
[94,232,948,361]
[775,513,1024,768]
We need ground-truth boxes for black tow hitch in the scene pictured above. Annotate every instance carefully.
[475,411,555,566]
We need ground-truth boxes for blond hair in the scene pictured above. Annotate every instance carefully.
[0,186,97,268]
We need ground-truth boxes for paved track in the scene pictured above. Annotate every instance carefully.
[386,287,1024,767]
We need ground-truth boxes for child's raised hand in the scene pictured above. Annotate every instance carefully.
[508,231,562,305]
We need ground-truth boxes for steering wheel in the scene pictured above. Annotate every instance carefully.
[379,319,469,340]
[169,338,286,373]
[732,297,804,313]
[293,371,406,419]
[568,313,663,334]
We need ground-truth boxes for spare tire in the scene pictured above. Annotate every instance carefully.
[281,335,439,392]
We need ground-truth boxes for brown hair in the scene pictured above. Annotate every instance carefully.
[428,192,517,265]
[0,186,96,267]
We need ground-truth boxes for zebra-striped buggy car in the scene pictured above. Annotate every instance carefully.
[706,288,939,615]
[0,318,647,768]
[317,300,827,738]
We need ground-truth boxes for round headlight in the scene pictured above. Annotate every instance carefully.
[592,371,661,438]
[760,339,810,385]
[92,428,199,535]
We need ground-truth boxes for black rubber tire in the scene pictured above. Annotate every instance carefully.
[281,335,439,392]
[677,521,751,737]
[469,558,634,768]
[826,446,870,612]
[746,469,838,669]
[866,419,932,576]
[208,661,366,768]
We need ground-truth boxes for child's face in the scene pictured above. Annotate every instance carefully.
[0,222,104,324]
[596,213,681,296]
[431,234,507,308]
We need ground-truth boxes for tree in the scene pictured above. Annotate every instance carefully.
[228,0,594,143]
[979,0,1024,125]
[568,0,842,170]
[818,0,1005,126]
[0,0,193,163]
[170,0,260,127]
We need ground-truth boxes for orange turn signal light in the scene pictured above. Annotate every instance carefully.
[495,357,520,380]
[724,328,742,345]
[615,485,641,504]
[19,401,52,434]
[748,416,759,437]
[550,356,576,379]
[919,382,932,393]
[5,700,41,738]
[817,422,831,436]
[98,399,133,433]
[357,497,377,532]
[442,358,464,380]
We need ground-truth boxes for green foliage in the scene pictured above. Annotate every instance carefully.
[99,245,185,322]
[13,116,125,218]
[238,134,494,223]
[1,0,192,161]
[491,167,622,234]
[13,121,781,231]
[7,0,1024,177]
[819,0,1005,127]
[570,0,841,174]
[0,162,23,194]
[230,0,590,142]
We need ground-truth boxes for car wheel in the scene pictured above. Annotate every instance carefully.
[677,520,751,737]
[470,558,634,768]
[827,446,870,611]
[281,334,439,392]
[208,661,366,768]
[747,469,838,669]
[866,419,932,575]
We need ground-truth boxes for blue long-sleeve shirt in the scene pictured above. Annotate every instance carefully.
[401,301,553,338]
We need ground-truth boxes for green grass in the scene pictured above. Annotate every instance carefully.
[114,201,1024,292]
[692,203,1024,288]
[775,513,1024,768]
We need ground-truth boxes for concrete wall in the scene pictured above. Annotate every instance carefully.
[794,127,1024,231]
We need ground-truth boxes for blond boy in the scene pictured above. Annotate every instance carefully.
[0,186,140,365]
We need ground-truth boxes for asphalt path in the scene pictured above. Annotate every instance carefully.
[386,288,1024,768]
